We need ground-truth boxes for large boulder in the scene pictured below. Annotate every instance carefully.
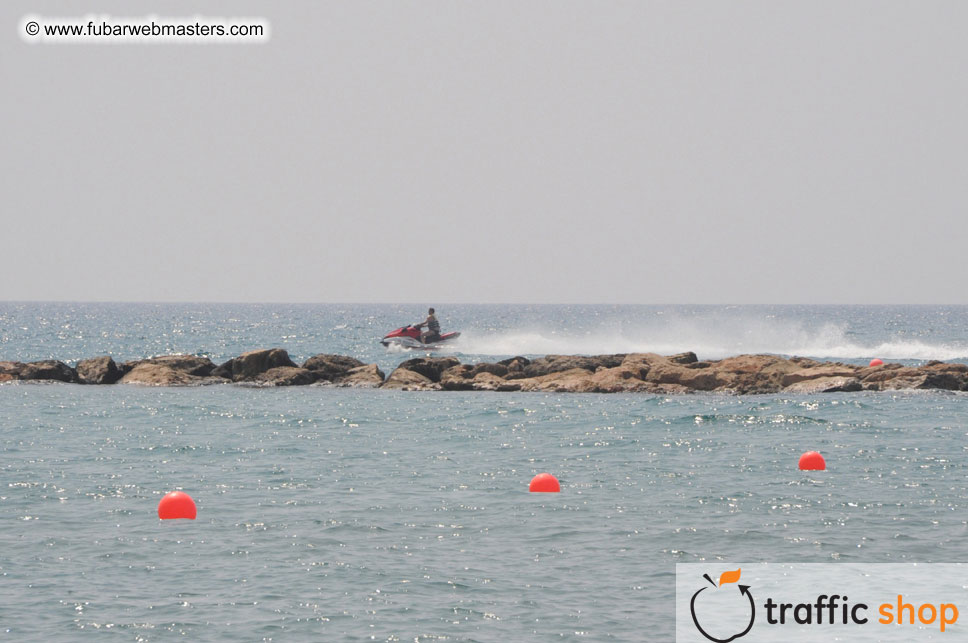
[703,354,807,394]
[522,354,626,378]
[498,356,531,378]
[120,363,221,386]
[397,357,461,382]
[0,361,25,380]
[382,367,441,390]
[784,376,862,394]
[469,372,522,392]
[620,353,663,379]
[517,367,597,392]
[211,360,233,379]
[860,365,924,391]
[228,349,297,381]
[76,356,122,384]
[303,354,365,381]
[119,355,223,386]
[18,360,77,383]
[440,365,475,390]
[333,364,386,388]
[668,351,699,365]
[908,363,968,391]
[470,362,509,378]
[123,355,216,377]
[439,363,510,390]
[781,365,861,387]
[863,366,968,392]
[587,365,660,393]
[251,366,316,386]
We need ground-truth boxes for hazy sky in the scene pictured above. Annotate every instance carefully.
[2,1,966,304]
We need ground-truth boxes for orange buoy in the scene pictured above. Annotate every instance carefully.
[529,473,560,492]
[158,491,196,520]
[798,451,826,471]
[869,358,883,367]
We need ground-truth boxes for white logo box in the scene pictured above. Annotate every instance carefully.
[676,563,968,642]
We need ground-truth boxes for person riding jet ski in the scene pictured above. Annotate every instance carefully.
[380,312,460,349]
[414,307,441,344]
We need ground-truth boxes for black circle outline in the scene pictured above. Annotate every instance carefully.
[689,585,756,642]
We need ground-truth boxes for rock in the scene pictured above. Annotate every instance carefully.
[440,366,526,391]
[864,369,968,392]
[230,349,297,381]
[120,363,225,386]
[76,356,121,384]
[333,364,385,388]
[587,366,662,393]
[397,357,461,382]
[522,354,626,378]
[439,363,510,390]
[498,356,530,368]
[251,366,316,386]
[784,376,862,394]
[472,372,522,391]
[781,365,861,387]
[620,353,662,379]
[917,364,968,391]
[860,365,923,390]
[668,351,699,365]
[117,355,222,386]
[123,355,216,377]
[685,361,712,369]
[705,354,806,394]
[211,360,233,379]
[517,368,597,392]
[924,361,968,373]
[303,354,365,381]
[18,360,77,383]
[665,364,730,391]
[382,367,441,390]
[439,365,475,391]
[469,362,509,378]
[0,361,25,379]
[500,355,535,379]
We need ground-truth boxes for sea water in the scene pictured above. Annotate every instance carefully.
[1,304,967,640]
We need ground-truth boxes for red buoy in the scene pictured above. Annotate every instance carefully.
[798,451,826,471]
[529,473,560,492]
[158,491,196,520]
[869,358,883,367]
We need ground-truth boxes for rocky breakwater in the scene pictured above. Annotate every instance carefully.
[0,349,385,388]
[3,350,968,394]
[381,352,968,394]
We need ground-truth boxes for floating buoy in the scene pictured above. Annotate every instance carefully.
[158,491,196,520]
[869,358,883,367]
[798,451,826,471]
[529,473,560,492]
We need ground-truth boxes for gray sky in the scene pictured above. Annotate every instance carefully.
[2,1,966,304]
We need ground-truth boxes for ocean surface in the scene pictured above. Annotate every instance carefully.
[2,303,968,641]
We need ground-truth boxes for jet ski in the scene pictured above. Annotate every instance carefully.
[381,325,461,350]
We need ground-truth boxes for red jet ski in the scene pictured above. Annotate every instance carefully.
[381,325,461,350]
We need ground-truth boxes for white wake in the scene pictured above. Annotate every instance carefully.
[451,319,968,362]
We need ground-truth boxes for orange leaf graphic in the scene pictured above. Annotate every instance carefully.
[719,568,741,586]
